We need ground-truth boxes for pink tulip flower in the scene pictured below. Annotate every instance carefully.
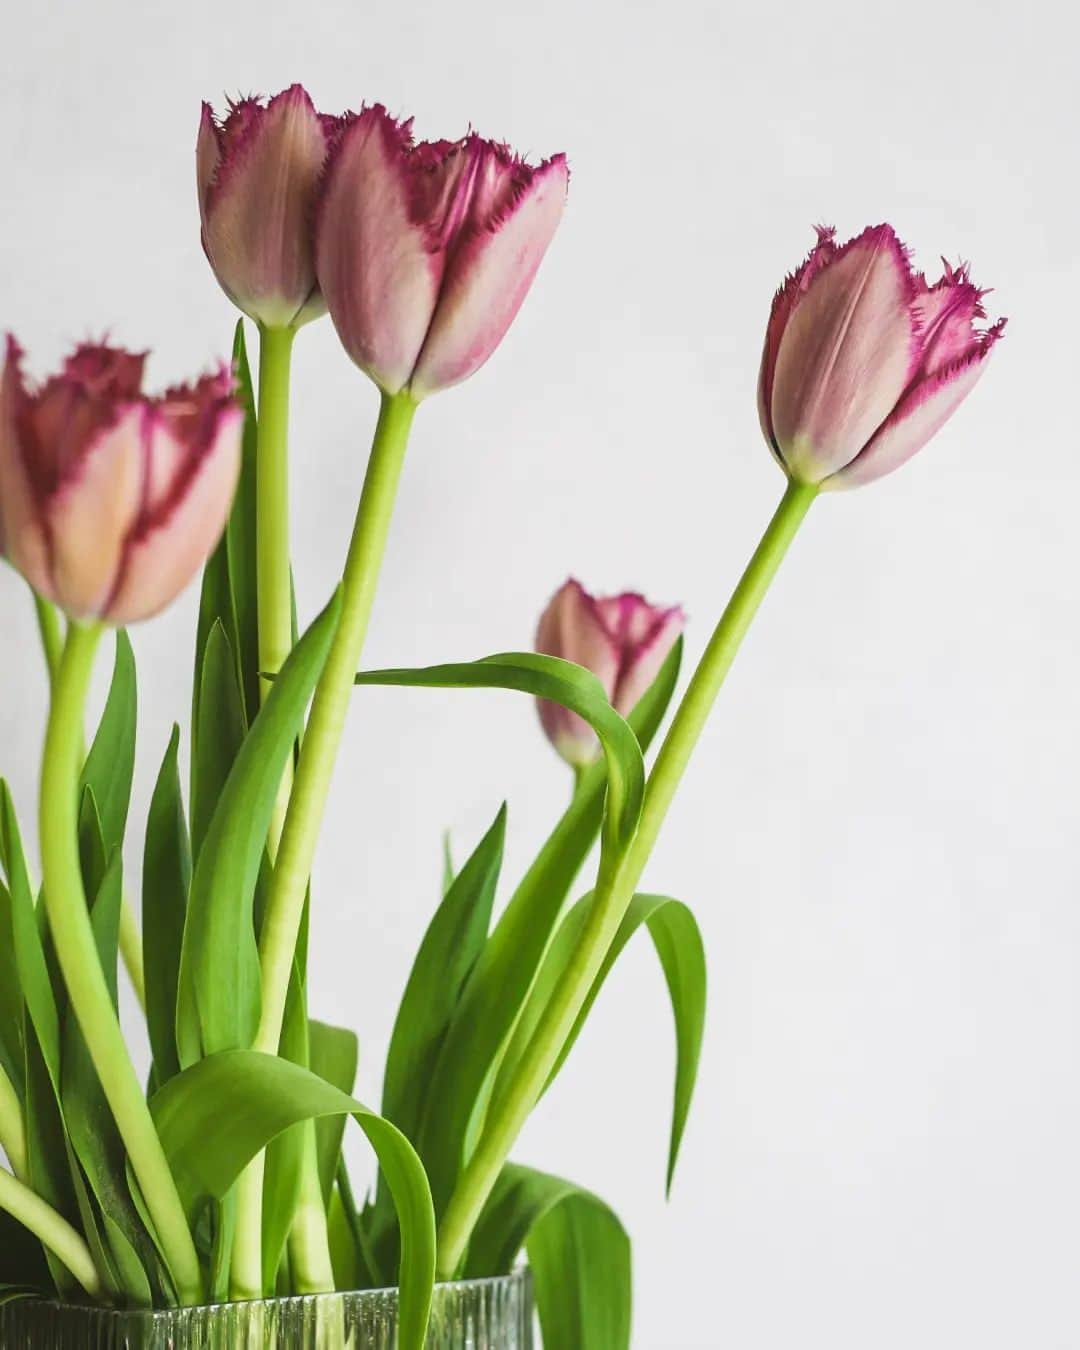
[535,579,684,766]
[315,106,568,400]
[0,339,242,625]
[198,85,339,329]
[758,224,1005,488]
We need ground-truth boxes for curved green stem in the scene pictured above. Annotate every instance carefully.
[229,324,301,1301]
[231,389,416,1297]
[0,1064,26,1180]
[32,592,63,692]
[40,622,203,1304]
[0,1167,102,1297]
[436,478,818,1276]
[31,589,147,1012]
[256,390,416,1055]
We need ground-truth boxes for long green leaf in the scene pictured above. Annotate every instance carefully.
[497,892,706,1192]
[150,1050,435,1350]
[176,590,342,1066]
[225,319,261,728]
[142,728,191,1088]
[466,1163,631,1349]
[309,1019,360,1202]
[80,631,136,859]
[190,621,245,862]
[355,653,645,1216]
[356,654,643,856]
[0,879,23,1090]
[0,784,59,1084]
[382,805,506,1144]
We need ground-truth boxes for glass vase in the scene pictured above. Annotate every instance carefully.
[0,1270,532,1349]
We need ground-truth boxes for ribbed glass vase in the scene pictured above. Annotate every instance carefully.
[0,1270,532,1349]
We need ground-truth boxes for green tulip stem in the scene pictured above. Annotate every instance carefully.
[256,323,298,854]
[436,478,819,1277]
[40,621,203,1305]
[30,588,147,1012]
[31,591,63,691]
[231,389,417,1298]
[0,1166,103,1297]
[0,1063,27,1180]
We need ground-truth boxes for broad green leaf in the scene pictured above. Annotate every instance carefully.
[355,654,643,857]
[310,1019,359,1202]
[23,1029,83,1298]
[498,892,706,1192]
[151,1050,435,1350]
[142,728,191,1088]
[176,590,342,1067]
[1,784,59,1083]
[225,319,261,728]
[76,788,107,917]
[383,806,505,1147]
[355,653,645,1216]
[0,880,23,1090]
[190,621,246,862]
[80,630,136,858]
[466,1163,631,1350]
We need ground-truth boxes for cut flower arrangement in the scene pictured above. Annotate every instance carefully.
[0,84,1003,1348]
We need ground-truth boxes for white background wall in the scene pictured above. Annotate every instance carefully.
[2,1,1077,1345]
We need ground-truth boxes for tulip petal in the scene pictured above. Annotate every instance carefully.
[611,605,685,717]
[911,264,988,379]
[409,155,568,400]
[201,85,330,328]
[770,224,918,482]
[828,326,1002,490]
[46,408,146,620]
[107,404,243,625]
[316,108,441,394]
[0,339,52,596]
[536,578,619,764]
[757,225,837,456]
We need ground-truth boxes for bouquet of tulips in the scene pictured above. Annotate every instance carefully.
[0,83,1003,1348]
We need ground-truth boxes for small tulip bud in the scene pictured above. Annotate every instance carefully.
[0,339,242,625]
[535,579,684,766]
[198,85,340,329]
[758,224,1005,488]
[315,106,568,400]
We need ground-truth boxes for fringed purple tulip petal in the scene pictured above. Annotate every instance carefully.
[759,224,1004,488]
[770,225,918,483]
[199,85,336,329]
[315,107,442,395]
[409,154,569,399]
[0,339,242,625]
[315,109,567,399]
[535,579,684,767]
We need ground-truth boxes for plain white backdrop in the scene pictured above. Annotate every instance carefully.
[1,1,1077,1345]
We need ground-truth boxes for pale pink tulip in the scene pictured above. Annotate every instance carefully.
[315,106,568,399]
[0,339,242,625]
[758,224,1005,488]
[198,85,340,329]
[535,579,684,766]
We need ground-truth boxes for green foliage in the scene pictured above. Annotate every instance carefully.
[176,590,341,1067]
[150,1050,435,1350]
[467,1164,632,1349]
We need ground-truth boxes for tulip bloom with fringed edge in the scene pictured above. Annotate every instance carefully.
[536,579,685,766]
[758,224,1005,488]
[198,85,340,329]
[0,339,242,624]
[315,105,569,400]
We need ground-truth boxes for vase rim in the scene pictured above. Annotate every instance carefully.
[12,1266,530,1322]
